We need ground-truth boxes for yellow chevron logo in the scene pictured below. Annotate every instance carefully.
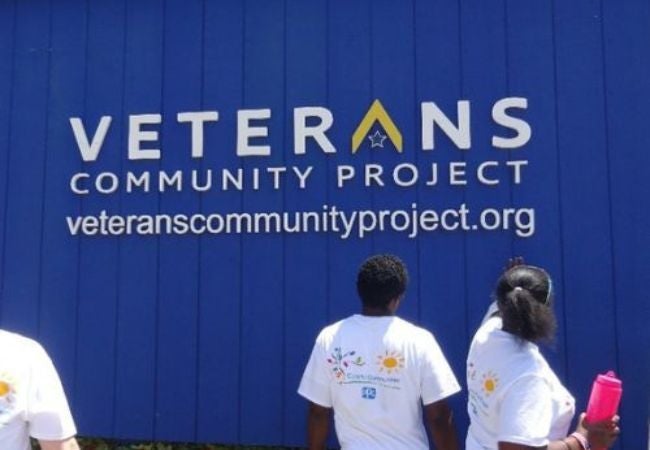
[351,99,403,153]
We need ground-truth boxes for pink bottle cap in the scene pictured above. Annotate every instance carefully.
[596,371,622,387]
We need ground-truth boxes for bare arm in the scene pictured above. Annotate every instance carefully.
[497,414,621,450]
[424,400,459,450]
[307,401,331,450]
[38,437,80,450]
[498,441,573,450]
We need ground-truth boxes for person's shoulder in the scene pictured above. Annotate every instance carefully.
[485,332,548,376]
[392,317,437,343]
[475,316,502,339]
[526,345,552,373]
[0,329,42,348]
[469,319,525,365]
[0,329,48,358]
[471,317,510,351]
[315,316,353,342]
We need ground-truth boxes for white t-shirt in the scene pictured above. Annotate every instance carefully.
[298,314,461,450]
[466,317,575,449]
[0,330,77,450]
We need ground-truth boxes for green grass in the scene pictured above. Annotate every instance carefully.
[31,438,301,450]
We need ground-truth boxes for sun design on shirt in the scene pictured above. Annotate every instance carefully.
[377,350,405,374]
[481,371,499,396]
[0,371,18,416]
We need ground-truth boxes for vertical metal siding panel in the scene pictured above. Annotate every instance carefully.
[460,0,512,331]
[74,0,125,435]
[38,0,86,415]
[600,1,650,448]
[2,1,645,446]
[325,3,373,445]
[553,0,618,422]
[0,0,16,322]
[113,0,162,439]
[239,0,285,443]
[283,0,329,446]
[326,0,373,321]
[413,0,469,433]
[1,0,50,335]
[154,0,203,441]
[196,0,244,443]
[504,2,567,377]
[370,0,419,323]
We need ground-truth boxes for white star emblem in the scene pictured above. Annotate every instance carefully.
[367,130,387,148]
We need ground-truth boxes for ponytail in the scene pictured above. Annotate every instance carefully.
[495,266,556,342]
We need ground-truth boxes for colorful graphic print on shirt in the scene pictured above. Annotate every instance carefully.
[481,370,499,396]
[327,347,406,390]
[327,347,365,380]
[376,350,405,374]
[0,372,18,426]
[468,368,501,418]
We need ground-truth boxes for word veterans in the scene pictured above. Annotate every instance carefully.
[69,97,531,162]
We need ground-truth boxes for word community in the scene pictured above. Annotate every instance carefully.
[69,160,528,195]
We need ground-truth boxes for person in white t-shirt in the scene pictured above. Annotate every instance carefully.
[298,254,461,450]
[466,262,620,450]
[0,329,79,450]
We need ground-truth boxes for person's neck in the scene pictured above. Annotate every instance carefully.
[361,306,394,317]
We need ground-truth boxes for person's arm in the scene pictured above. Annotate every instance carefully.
[498,413,621,450]
[573,412,620,449]
[498,441,570,450]
[424,399,459,450]
[27,344,78,449]
[298,333,333,449]
[38,437,80,450]
[307,401,331,450]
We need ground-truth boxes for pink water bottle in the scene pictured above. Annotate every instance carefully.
[585,371,622,450]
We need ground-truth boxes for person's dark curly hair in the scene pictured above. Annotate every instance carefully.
[356,254,409,309]
[495,265,556,342]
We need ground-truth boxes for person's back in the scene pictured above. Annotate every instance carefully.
[466,316,574,449]
[0,330,78,450]
[301,314,459,449]
[465,262,620,450]
[298,254,461,450]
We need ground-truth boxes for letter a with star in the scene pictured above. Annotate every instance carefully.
[351,99,403,153]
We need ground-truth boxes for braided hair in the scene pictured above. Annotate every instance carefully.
[494,265,556,342]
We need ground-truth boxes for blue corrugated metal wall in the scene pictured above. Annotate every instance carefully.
[0,0,648,448]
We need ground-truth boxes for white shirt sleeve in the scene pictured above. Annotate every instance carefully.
[25,344,77,441]
[297,334,332,408]
[420,332,462,405]
[497,374,553,447]
[481,301,499,326]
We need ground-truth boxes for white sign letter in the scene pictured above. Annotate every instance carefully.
[293,107,336,155]
[421,101,471,150]
[70,116,112,162]
[177,111,219,158]
[492,97,531,149]
[337,165,355,188]
[70,173,90,194]
[237,109,271,157]
[129,114,162,160]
